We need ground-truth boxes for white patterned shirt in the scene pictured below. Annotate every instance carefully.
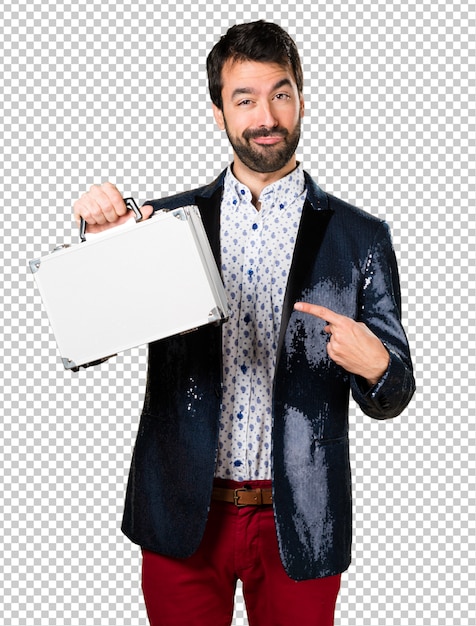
[216,164,307,481]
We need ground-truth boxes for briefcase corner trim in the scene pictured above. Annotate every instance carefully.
[29,258,41,274]
[62,357,78,370]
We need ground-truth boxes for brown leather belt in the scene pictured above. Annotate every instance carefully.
[212,486,273,507]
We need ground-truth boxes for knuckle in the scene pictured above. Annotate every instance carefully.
[90,206,102,219]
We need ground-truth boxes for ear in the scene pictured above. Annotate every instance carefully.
[299,93,305,119]
[212,104,226,130]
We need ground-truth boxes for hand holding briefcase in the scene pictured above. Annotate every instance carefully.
[29,199,229,370]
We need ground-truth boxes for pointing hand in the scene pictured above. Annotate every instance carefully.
[294,302,390,386]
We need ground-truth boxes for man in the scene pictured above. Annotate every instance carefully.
[74,21,415,626]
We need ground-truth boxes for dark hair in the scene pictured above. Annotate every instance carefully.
[207,21,304,110]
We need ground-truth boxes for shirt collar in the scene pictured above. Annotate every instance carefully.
[224,163,306,213]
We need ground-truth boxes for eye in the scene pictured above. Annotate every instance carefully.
[274,92,291,101]
[237,99,253,106]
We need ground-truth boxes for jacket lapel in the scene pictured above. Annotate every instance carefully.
[194,173,225,267]
[277,194,334,359]
[195,186,223,266]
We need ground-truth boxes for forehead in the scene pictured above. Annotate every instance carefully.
[220,59,297,95]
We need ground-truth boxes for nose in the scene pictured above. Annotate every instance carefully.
[255,101,279,128]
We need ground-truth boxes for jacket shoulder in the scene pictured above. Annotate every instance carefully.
[143,171,226,212]
[304,171,385,229]
[327,192,386,229]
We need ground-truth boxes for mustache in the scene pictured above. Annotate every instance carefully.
[242,127,289,140]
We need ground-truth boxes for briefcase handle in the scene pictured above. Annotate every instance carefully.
[79,197,143,242]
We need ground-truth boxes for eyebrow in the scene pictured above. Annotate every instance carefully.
[231,78,293,100]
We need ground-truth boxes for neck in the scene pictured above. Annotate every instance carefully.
[231,157,298,208]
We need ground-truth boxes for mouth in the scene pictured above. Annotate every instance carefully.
[244,127,288,147]
[251,135,284,146]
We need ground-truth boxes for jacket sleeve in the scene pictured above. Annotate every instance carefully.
[351,221,415,419]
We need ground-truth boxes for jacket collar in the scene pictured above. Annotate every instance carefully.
[194,168,330,245]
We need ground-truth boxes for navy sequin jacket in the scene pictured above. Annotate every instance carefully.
[121,169,415,580]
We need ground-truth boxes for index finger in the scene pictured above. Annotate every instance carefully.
[294,302,343,324]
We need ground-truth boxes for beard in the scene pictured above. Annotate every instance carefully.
[223,116,301,174]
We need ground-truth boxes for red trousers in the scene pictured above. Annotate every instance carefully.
[142,480,341,626]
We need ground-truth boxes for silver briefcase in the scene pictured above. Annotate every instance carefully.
[29,200,229,370]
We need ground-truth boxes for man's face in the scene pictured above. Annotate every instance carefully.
[213,60,304,176]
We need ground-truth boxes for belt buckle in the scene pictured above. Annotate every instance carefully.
[233,488,248,507]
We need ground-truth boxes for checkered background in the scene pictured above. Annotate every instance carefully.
[1,1,474,624]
